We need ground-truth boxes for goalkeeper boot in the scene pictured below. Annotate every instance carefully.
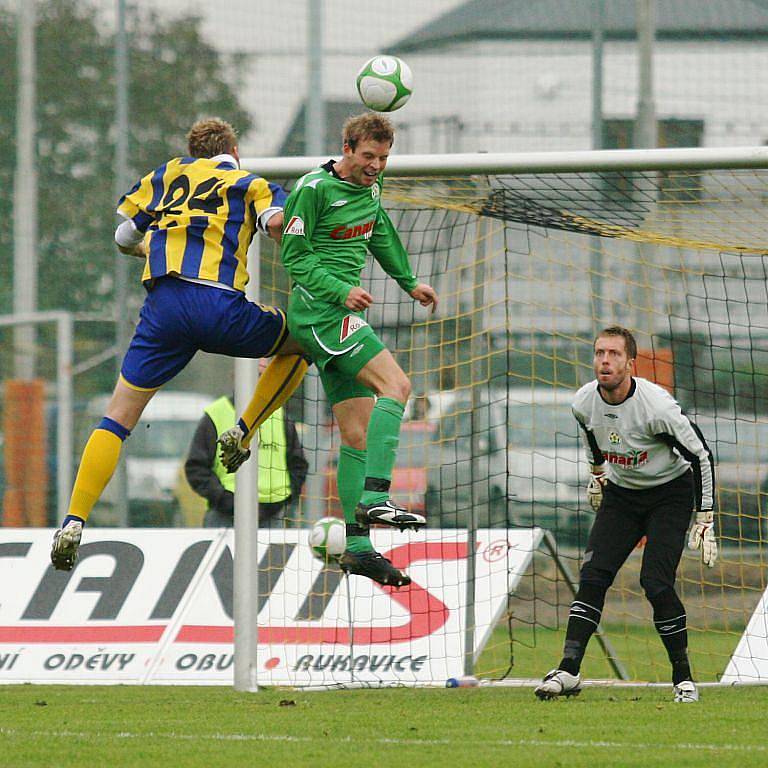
[534,669,582,700]
[673,680,699,703]
[217,425,251,473]
[339,549,411,588]
[355,499,426,532]
[50,519,83,571]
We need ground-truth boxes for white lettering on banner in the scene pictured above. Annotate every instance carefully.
[722,586,768,683]
[0,528,543,685]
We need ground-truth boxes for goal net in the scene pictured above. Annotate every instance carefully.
[237,147,768,689]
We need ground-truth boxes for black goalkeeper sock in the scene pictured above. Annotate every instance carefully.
[670,655,692,686]
[558,582,607,676]
[648,587,691,684]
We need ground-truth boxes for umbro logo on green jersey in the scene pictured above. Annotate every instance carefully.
[284,216,305,236]
[331,199,348,207]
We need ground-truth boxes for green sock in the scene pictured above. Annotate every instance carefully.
[360,396,405,507]
[337,444,372,553]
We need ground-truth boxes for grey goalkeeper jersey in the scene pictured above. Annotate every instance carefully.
[572,377,714,511]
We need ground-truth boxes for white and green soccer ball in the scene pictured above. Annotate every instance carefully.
[356,55,413,112]
[308,516,346,563]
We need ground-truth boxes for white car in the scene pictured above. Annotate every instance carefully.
[425,386,586,534]
[503,386,583,506]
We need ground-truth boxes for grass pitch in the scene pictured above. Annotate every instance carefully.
[477,623,742,681]
[1,684,765,767]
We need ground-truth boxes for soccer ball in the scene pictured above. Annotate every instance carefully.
[356,55,413,112]
[308,516,346,562]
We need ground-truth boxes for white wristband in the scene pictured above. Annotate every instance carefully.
[115,217,145,248]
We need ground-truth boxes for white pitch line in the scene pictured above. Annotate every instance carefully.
[0,728,764,753]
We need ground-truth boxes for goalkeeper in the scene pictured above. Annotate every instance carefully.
[279,113,438,588]
[51,118,308,571]
[535,325,716,704]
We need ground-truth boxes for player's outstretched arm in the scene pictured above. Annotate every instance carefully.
[410,283,438,313]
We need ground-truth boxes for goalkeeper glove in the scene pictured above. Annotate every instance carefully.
[586,465,607,512]
[688,509,717,568]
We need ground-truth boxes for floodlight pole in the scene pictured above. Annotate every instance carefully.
[306,0,325,155]
[591,0,604,152]
[590,0,605,333]
[13,0,38,380]
[635,0,657,149]
[113,0,130,526]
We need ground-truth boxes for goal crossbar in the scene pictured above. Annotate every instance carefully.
[242,145,768,178]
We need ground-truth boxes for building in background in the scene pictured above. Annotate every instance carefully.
[385,0,768,153]
[100,0,768,156]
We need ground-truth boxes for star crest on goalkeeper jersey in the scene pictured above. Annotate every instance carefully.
[284,216,305,236]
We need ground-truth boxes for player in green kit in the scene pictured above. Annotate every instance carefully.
[281,113,438,587]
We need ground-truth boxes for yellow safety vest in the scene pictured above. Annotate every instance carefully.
[204,397,291,504]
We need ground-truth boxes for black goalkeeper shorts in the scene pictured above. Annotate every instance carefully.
[580,470,694,591]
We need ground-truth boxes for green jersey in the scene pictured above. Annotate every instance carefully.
[280,160,418,306]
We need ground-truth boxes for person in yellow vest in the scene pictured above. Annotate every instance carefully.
[184,395,308,527]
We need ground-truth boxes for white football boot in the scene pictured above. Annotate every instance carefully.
[50,520,83,571]
[534,669,582,700]
[673,680,699,703]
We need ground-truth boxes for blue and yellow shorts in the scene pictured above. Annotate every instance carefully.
[121,276,287,390]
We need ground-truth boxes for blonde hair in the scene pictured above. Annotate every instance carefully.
[342,113,395,150]
[186,117,238,158]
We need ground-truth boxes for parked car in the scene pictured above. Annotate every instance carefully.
[425,386,588,540]
[85,391,213,526]
[322,421,438,518]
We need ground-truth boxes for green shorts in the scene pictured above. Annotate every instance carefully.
[288,290,385,405]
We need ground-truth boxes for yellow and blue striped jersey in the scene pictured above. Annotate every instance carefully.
[117,156,286,292]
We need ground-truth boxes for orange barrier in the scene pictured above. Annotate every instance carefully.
[635,347,674,394]
[2,379,48,527]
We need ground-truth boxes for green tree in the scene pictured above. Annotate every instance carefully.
[0,5,15,316]
[1,0,252,340]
